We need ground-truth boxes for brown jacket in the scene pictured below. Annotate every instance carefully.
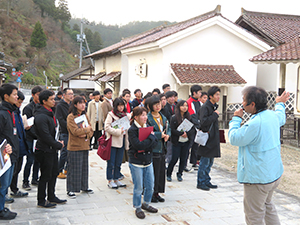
[101,98,113,122]
[67,113,94,151]
[87,99,103,131]
[104,111,130,150]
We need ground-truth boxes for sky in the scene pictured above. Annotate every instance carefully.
[68,0,300,26]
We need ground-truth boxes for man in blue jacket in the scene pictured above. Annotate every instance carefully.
[229,86,289,225]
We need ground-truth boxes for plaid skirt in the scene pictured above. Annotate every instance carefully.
[67,150,89,192]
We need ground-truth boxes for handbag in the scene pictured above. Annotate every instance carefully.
[219,129,226,143]
[97,131,112,160]
[194,123,213,146]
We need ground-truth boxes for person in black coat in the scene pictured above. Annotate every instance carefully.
[55,88,74,179]
[0,83,19,220]
[22,85,43,189]
[34,90,66,208]
[128,107,158,219]
[197,86,221,191]
[167,100,195,182]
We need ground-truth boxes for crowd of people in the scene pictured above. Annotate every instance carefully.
[0,82,289,224]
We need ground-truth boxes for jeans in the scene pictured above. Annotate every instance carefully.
[129,163,154,208]
[23,140,39,183]
[106,144,124,180]
[167,142,190,177]
[0,163,15,211]
[58,133,68,173]
[197,157,214,186]
[35,151,58,204]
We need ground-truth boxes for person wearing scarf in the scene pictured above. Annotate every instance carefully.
[104,98,131,189]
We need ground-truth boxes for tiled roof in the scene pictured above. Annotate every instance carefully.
[170,63,246,85]
[250,36,300,62]
[120,6,221,50]
[86,6,222,58]
[88,71,106,81]
[236,9,300,46]
[60,65,94,82]
[99,71,121,83]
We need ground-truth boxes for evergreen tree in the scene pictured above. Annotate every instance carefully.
[73,24,80,32]
[55,0,71,30]
[33,0,56,17]
[30,21,47,49]
[91,31,103,52]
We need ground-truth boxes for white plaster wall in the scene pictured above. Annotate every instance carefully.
[162,24,264,103]
[256,64,279,91]
[70,80,95,89]
[123,49,165,95]
[286,63,299,94]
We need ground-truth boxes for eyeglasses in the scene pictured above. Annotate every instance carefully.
[66,93,74,95]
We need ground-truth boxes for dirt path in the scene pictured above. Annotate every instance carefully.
[214,143,300,198]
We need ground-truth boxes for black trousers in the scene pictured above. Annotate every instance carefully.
[91,123,102,147]
[152,152,165,194]
[35,151,58,204]
[189,142,199,166]
[10,156,24,193]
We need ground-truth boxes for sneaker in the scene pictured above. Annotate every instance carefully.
[192,164,199,170]
[114,180,126,188]
[183,167,193,172]
[0,207,17,220]
[5,195,14,204]
[31,180,39,185]
[37,200,57,208]
[48,197,67,204]
[108,181,118,189]
[57,172,66,179]
[166,176,172,182]
[10,191,28,198]
[22,181,31,191]
[67,192,76,199]
[82,189,94,194]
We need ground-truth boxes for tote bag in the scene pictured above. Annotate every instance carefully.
[97,132,112,160]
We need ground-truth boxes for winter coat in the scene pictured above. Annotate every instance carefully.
[147,112,170,153]
[104,111,130,149]
[14,108,29,157]
[101,99,113,122]
[55,99,70,134]
[128,121,158,166]
[67,113,94,151]
[87,99,103,131]
[0,101,19,163]
[198,100,220,158]
[170,115,195,146]
[34,105,63,153]
[22,101,38,141]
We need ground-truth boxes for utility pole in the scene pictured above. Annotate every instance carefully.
[77,19,86,68]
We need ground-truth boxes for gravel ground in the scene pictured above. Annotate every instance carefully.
[214,143,300,198]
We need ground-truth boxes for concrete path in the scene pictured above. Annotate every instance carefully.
[2,150,300,225]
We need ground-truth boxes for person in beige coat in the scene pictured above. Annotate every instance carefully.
[101,88,113,122]
[67,96,94,199]
[104,98,131,189]
[87,91,103,149]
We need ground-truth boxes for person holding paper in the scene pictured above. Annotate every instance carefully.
[128,107,158,219]
[147,95,170,203]
[66,96,94,199]
[197,86,221,191]
[0,83,19,220]
[104,98,131,189]
[34,90,66,208]
[167,100,195,182]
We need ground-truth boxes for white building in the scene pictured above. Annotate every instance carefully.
[86,5,276,113]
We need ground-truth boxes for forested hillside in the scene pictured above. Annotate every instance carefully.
[0,0,173,86]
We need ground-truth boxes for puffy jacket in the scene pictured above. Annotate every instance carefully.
[34,105,63,153]
[229,103,285,184]
[0,101,19,163]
